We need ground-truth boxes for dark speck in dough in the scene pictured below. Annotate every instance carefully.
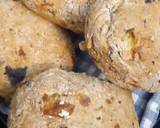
[4,66,27,85]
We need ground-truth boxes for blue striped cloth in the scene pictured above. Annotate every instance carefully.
[74,49,160,128]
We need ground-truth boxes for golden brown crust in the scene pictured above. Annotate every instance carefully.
[0,0,75,100]
[22,0,89,33]
[8,69,139,128]
[85,0,160,92]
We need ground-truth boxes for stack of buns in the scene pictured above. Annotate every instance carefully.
[2,0,160,127]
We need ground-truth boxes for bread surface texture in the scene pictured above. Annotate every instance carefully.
[8,69,139,128]
[0,0,74,99]
[85,0,160,92]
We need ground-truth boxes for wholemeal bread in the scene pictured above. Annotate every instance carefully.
[85,0,160,92]
[8,69,139,128]
[0,0,74,100]
[22,0,88,33]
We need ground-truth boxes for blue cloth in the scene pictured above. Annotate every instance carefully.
[75,50,160,128]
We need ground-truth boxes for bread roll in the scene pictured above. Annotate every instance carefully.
[0,0,74,100]
[8,69,139,128]
[85,0,160,92]
[22,0,88,33]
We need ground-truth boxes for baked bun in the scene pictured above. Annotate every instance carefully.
[85,0,160,92]
[0,0,74,100]
[22,0,88,33]
[8,69,139,128]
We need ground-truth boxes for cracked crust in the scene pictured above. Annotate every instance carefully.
[85,0,160,92]
[0,0,75,100]
[22,0,89,33]
[8,69,139,128]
